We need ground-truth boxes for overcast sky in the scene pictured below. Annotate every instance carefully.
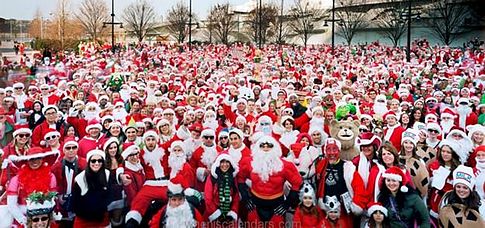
[0,0,331,21]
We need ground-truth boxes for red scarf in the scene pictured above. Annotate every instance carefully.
[18,164,51,194]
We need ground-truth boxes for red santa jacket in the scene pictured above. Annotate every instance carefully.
[204,174,240,221]
[51,157,87,196]
[77,135,107,159]
[223,102,255,124]
[224,145,251,167]
[67,117,88,139]
[427,160,454,218]
[189,145,223,192]
[315,159,367,210]
[40,94,60,106]
[122,162,145,206]
[0,143,28,189]
[292,206,325,228]
[32,121,65,147]
[237,157,302,199]
[351,155,385,208]
[139,146,169,183]
[383,125,405,152]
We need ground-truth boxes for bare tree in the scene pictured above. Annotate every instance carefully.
[335,0,368,45]
[166,1,191,43]
[426,0,470,45]
[374,0,407,47]
[246,3,278,45]
[122,0,157,42]
[76,0,108,41]
[207,3,237,44]
[288,0,325,47]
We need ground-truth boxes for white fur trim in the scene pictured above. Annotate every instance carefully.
[121,144,139,159]
[143,180,169,186]
[343,161,356,198]
[400,185,408,192]
[381,173,402,182]
[8,150,59,162]
[168,182,184,195]
[318,198,325,210]
[86,149,105,161]
[103,137,119,151]
[108,199,125,211]
[227,210,238,221]
[13,128,32,138]
[201,128,216,137]
[115,167,124,185]
[196,167,207,182]
[208,209,222,222]
[211,153,239,178]
[125,210,142,223]
[368,205,388,217]
[351,202,363,215]
[184,188,196,197]
[85,123,102,133]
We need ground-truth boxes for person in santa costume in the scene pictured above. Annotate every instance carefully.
[383,111,405,152]
[237,135,303,228]
[428,139,462,221]
[292,183,325,228]
[25,191,60,228]
[77,119,106,159]
[438,165,485,227]
[189,128,223,192]
[456,98,478,129]
[399,129,429,199]
[365,202,390,228]
[51,137,86,226]
[352,132,383,208]
[38,84,60,107]
[204,152,240,227]
[377,166,430,228]
[125,139,196,227]
[225,128,251,166]
[5,147,58,227]
[149,182,204,228]
[440,107,457,136]
[467,124,485,149]
[71,149,112,227]
[32,105,65,147]
[446,127,474,164]
[119,143,145,208]
[316,138,366,227]
[42,129,62,154]
[183,123,203,160]
[470,145,485,199]
[1,127,32,191]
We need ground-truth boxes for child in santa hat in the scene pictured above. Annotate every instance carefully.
[365,202,390,228]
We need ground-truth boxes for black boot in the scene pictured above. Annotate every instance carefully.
[125,219,139,228]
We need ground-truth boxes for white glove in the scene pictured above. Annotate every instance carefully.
[7,195,27,225]
[68,108,78,117]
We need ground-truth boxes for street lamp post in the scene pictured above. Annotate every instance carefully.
[401,0,420,62]
[103,0,123,53]
[189,0,192,48]
[331,0,335,54]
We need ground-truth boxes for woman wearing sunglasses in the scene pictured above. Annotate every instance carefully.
[25,191,58,228]
[1,127,32,190]
[72,149,112,227]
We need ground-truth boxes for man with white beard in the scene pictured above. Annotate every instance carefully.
[183,123,203,160]
[125,139,196,227]
[149,183,203,228]
[82,102,101,121]
[440,107,457,136]
[237,136,302,227]
[112,102,128,124]
[455,98,478,129]
[202,110,219,130]
[372,94,388,118]
[445,128,474,164]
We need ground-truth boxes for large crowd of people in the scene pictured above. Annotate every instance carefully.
[0,39,484,228]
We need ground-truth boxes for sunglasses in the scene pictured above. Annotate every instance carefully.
[219,136,228,139]
[260,122,270,126]
[128,152,140,157]
[14,87,23,90]
[90,159,104,164]
[428,129,439,134]
[203,136,215,140]
[260,142,274,148]
[45,135,58,141]
[18,133,30,138]
[32,216,49,222]
[65,146,78,150]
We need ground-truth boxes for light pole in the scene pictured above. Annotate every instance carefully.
[278,0,284,44]
[188,0,192,48]
[103,0,123,53]
[323,0,340,54]
[401,0,420,62]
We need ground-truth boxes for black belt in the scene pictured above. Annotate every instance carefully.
[148,177,168,181]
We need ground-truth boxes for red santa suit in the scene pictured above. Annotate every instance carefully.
[122,161,145,207]
[223,97,255,124]
[125,141,195,225]
[428,160,454,219]
[77,134,106,159]
[32,121,65,147]
[383,123,405,152]
[237,136,303,228]
[456,98,478,129]
[189,141,222,192]
[40,94,60,107]
[224,129,252,166]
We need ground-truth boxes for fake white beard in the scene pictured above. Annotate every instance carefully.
[112,109,128,121]
[441,120,455,134]
[168,154,186,178]
[448,138,472,164]
[83,111,99,121]
[373,103,388,117]
[165,201,196,228]
[203,119,219,130]
[456,105,472,129]
[476,158,485,171]
[119,89,130,102]
[201,145,218,167]
[251,150,283,182]
[310,117,324,127]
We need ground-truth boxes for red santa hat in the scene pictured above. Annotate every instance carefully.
[8,147,59,167]
[383,111,398,120]
[43,129,60,141]
[103,137,119,151]
[42,105,58,115]
[85,119,102,132]
[440,107,457,119]
[86,149,106,161]
[170,140,185,153]
[452,165,475,190]
[356,132,382,148]
[121,143,139,160]
[13,127,32,138]
[367,202,388,217]
[382,166,409,192]
[167,182,184,198]
[63,137,78,150]
[188,123,203,133]
[210,152,239,178]
[143,130,159,142]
